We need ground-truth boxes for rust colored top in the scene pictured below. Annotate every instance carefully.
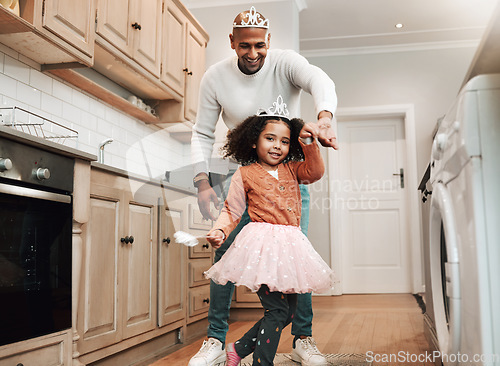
[214,140,325,237]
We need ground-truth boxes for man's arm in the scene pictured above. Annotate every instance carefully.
[191,71,222,220]
[282,51,339,149]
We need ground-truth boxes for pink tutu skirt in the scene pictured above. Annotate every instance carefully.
[204,222,335,294]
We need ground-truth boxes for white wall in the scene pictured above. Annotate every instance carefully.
[304,45,478,271]
[0,44,189,179]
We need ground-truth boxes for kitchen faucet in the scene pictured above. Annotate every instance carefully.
[98,138,113,164]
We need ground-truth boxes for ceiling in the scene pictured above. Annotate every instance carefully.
[184,0,499,56]
[299,0,499,56]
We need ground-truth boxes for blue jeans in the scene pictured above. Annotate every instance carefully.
[207,171,313,343]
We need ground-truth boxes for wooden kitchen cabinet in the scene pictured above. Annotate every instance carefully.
[161,0,187,97]
[78,171,158,354]
[185,201,214,323]
[157,0,208,124]
[95,0,162,76]
[158,204,186,327]
[0,0,94,66]
[72,167,210,365]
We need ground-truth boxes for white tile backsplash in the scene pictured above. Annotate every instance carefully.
[4,56,30,84]
[71,89,91,110]
[41,93,63,117]
[16,82,41,109]
[0,49,190,176]
[30,69,53,94]
[3,55,30,84]
[52,79,75,103]
[0,73,16,97]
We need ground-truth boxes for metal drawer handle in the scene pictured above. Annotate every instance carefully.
[203,298,210,304]
[163,237,171,245]
[202,243,209,249]
[131,22,142,30]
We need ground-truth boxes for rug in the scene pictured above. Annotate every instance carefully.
[215,353,371,365]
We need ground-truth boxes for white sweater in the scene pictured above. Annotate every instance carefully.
[191,49,337,175]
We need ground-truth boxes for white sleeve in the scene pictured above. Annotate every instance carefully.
[282,50,337,117]
[191,71,222,176]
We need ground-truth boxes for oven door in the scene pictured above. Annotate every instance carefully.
[0,182,72,346]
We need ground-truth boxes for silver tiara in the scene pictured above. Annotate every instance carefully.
[257,95,290,119]
[233,6,269,29]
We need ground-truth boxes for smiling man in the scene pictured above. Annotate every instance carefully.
[189,6,337,366]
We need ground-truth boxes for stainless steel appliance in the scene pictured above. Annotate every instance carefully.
[0,135,74,347]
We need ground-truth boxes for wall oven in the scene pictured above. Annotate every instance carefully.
[0,135,74,347]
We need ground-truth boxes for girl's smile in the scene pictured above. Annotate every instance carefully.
[254,120,290,170]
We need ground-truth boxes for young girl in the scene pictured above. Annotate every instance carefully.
[204,96,335,366]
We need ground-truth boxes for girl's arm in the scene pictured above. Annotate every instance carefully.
[293,123,325,184]
[207,168,247,245]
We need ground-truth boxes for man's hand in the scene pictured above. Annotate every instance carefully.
[197,179,220,221]
[207,229,225,249]
[317,112,339,150]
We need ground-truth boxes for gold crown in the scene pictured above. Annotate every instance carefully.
[257,95,290,119]
[233,6,269,29]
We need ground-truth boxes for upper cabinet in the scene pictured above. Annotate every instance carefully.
[95,0,162,77]
[158,0,206,123]
[0,0,95,66]
[161,0,187,97]
[0,0,208,126]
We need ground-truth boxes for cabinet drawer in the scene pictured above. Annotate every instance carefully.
[188,285,211,317]
[189,235,212,259]
[0,331,71,365]
[236,286,260,303]
[188,203,212,230]
[188,258,212,287]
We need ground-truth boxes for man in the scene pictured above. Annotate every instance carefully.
[189,6,337,366]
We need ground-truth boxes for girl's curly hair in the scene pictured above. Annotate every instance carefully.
[221,115,305,166]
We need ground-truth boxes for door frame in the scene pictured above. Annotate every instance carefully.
[329,104,422,295]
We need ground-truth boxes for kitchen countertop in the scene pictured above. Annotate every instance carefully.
[91,162,197,196]
[0,125,97,161]
[0,125,196,196]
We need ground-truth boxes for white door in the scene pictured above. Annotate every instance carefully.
[335,116,411,293]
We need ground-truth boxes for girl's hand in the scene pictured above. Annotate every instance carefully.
[207,229,225,249]
[300,122,320,140]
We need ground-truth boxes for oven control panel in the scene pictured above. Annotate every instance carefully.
[0,137,74,192]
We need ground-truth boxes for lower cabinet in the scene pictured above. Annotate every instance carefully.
[78,171,159,354]
[75,168,207,363]
[158,203,186,327]
[0,330,72,365]
[186,203,213,323]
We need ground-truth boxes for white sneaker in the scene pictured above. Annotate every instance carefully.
[291,337,329,366]
[188,338,227,366]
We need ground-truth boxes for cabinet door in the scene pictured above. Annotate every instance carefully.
[132,0,162,75]
[161,0,187,96]
[79,186,122,353]
[122,197,157,339]
[158,207,186,327]
[184,23,206,121]
[96,0,133,56]
[42,0,95,57]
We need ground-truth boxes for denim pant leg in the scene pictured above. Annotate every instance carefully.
[207,169,251,343]
[292,184,314,337]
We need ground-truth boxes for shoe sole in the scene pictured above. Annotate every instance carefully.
[212,353,227,365]
[291,351,328,366]
[188,353,226,366]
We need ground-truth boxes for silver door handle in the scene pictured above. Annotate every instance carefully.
[393,168,404,188]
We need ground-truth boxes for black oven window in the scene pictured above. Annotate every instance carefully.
[0,192,72,346]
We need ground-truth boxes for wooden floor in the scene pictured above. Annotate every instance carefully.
[150,294,437,366]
